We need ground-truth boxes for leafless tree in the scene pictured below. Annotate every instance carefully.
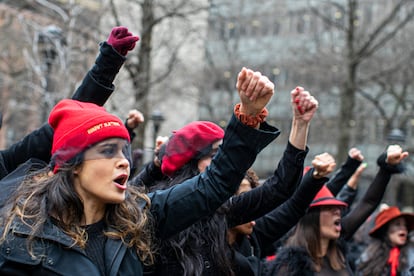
[305,0,414,162]
[0,1,100,148]
[106,0,209,151]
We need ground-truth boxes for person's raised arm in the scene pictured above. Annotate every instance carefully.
[226,87,318,226]
[71,26,139,105]
[336,162,367,208]
[254,152,336,257]
[341,145,409,240]
[289,86,318,150]
[326,147,364,196]
[149,67,279,238]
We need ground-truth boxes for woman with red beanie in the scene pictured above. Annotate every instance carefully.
[357,206,414,275]
[134,83,319,275]
[268,145,409,275]
[0,66,278,275]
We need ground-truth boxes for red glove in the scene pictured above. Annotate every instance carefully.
[107,26,139,56]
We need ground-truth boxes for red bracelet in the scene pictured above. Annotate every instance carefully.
[234,103,268,128]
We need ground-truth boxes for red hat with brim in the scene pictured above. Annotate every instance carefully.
[309,185,348,209]
[369,206,414,237]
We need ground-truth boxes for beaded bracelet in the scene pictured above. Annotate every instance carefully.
[233,103,268,128]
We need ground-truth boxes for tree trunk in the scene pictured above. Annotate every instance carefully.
[133,0,154,152]
[336,0,358,163]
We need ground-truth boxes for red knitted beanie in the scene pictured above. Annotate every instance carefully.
[161,121,224,176]
[49,99,130,171]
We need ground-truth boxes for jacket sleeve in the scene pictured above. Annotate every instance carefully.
[148,115,280,239]
[71,42,125,106]
[341,152,404,240]
[325,155,361,196]
[253,169,326,257]
[0,42,125,180]
[0,158,48,209]
[0,124,53,180]
[226,142,308,227]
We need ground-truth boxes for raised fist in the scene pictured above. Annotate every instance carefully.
[290,86,318,123]
[126,109,144,130]
[236,67,274,116]
[311,152,336,179]
[107,26,139,56]
[386,145,409,165]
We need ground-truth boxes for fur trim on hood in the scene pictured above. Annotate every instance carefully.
[263,246,314,276]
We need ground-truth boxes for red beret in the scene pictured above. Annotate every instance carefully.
[161,121,224,176]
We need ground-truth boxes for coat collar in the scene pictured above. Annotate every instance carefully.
[10,217,131,273]
[11,218,79,250]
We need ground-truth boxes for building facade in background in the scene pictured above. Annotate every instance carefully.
[202,0,414,209]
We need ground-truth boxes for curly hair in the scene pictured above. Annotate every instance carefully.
[0,162,156,265]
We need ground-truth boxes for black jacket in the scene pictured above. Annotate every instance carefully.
[326,155,361,207]
[231,169,327,276]
[326,155,361,197]
[0,42,124,180]
[0,114,280,275]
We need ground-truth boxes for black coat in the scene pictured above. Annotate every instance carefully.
[0,114,280,275]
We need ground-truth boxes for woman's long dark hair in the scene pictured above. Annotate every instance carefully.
[286,208,346,272]
[0,157,156,265]
[150,160,235,276]
[357,224,409,275]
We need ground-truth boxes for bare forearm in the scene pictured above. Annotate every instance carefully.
[288,118,309,150]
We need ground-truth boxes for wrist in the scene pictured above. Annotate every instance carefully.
[291,117,310,128]
[234,103,268,128]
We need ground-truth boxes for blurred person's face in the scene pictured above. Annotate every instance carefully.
[74,138,130,208]
[387,217,408,247]
[319,206,342,240]
[197,140,223,173]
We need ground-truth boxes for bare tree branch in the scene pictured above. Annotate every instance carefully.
[308,0,347,31]
[356,1,414,60]
[109,0,122,26]
[34,0,69,22]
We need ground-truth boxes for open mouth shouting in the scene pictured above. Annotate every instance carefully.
[113,174,128,190]
[398,231,407,240]
[333,218,341,232]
